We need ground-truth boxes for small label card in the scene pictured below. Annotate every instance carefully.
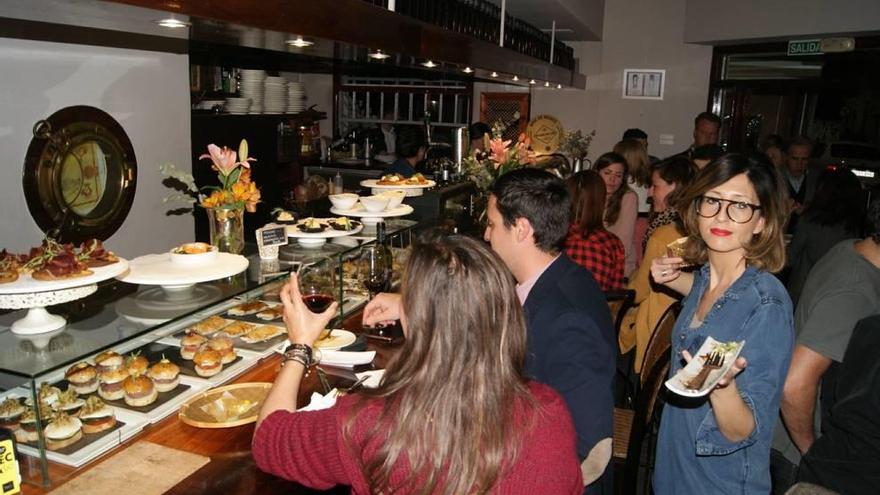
[256,224,288,260]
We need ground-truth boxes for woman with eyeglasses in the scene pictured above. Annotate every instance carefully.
[649,154,794,494]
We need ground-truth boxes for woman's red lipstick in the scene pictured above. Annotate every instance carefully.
[710,228,732,237]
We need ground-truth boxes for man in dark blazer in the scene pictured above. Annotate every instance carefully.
[485,169,616,493]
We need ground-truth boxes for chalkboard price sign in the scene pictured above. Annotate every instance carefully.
[259,226,287,247]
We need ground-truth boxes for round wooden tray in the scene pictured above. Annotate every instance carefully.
[178,382,272,428]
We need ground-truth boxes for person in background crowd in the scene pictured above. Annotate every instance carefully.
[619,155,695,374]
[253,235,584,494]
[484,168,616,493]
[378,111,396,156]
[783,136,815,235]
[771,200,880,493]
[691,144,724,170]
[614,139,652,215]
[622,128,659,164]
[785,167,865,306]
[761,134,786,172]
[594,152,639,276]
[383,126,425,178]
[651,153,794,494]
[797,314,880,494]
[673,112,721,158]
[563,170,626,291]
[468,121,492,154]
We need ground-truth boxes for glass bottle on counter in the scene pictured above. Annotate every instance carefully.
[333,172,344,194]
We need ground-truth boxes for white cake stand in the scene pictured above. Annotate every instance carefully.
[286,219,363,248]
[0,259,130,335]
[117,252,249,294]
[330,204,414,225]
[360,179,436,197]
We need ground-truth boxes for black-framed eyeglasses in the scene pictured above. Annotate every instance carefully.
[695,196,762,224]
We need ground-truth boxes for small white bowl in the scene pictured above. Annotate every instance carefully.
[169,243,218,267]
[360,195,390,212]
[329,193,359,211]
[379,190,406,210]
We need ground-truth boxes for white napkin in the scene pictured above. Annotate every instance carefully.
[318,350,376,368]
[297,390,338,412]
[354,369,385,388]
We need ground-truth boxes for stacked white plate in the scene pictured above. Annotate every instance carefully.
[224,97,251,115]
[263,76,288,114]
[288,81,305,113]
[240,69,266,114]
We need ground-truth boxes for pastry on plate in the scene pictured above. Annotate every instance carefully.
[193,349,223,377]
[123,374,158,407]
[220,320,257,337]
[125,352,149,376]
[0,398,26,430]
[55,388,85,416]
[98,367,128,401]
[206,336,237,364]
[241,325,285,344]
[94,351,123,373]
[180,333,208,360]
[148,358,180,392]
[228,300,269,316]
[188,315,229,336]
[255,306,284,321]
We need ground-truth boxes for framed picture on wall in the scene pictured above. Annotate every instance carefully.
[622,69,665,100]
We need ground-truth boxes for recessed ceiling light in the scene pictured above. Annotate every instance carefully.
[368,50,390,60]
[286,36,314,48]
[544,81,550,87]
[529,79,536,85]
[557,84,563,89]
[421,60,437,68]
[462,66,474,74]
[154,17,190,28]
[490,72,498,78]
[512,75,519,81]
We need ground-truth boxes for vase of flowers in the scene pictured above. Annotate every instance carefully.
[160,139,260,255]
[558,129,596,170]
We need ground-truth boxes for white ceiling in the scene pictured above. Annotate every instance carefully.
[487,0,605,41]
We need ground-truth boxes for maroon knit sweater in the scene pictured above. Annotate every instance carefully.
[252,381,583,494]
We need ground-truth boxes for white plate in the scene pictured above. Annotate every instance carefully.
[331,204,413,219]
[0,259,129,295]
[285,219,363,239]
[116,253,248,288]
[360,179,436,190]
[665,337,745,397]
[314,329,358,351]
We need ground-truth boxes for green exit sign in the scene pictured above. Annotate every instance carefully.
[788,39,822,56]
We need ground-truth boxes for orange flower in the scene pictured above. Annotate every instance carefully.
[232,180,261,212]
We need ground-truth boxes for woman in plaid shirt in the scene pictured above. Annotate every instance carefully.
[563,170,626,291]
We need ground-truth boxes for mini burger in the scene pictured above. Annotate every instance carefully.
[98,367,128,401]
[0,398,26,430]
[78,396,116,434]
[125,352,149,376]
[207,336,237,364]
[44,413,83,451]
[15,408,40,443]
[123,374,158,407]
[193,349,223,377]
[55,388,85,416]
[180,333,207,360]
[65,361,98,394]
[94,350,124,373]
[148,358,180,392]
[26,382,61,407]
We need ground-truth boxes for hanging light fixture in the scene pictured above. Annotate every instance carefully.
[544,81,550,87]
[529,79,536,85]
[286,36,314,47]
[368,49,390,60]
[421,60,438,68]
[512,75,519,81]
[462,67,474,74]
[154,16,190,28]
[490,72,498,78]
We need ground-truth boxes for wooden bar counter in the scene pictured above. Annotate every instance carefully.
[24,312,398,495]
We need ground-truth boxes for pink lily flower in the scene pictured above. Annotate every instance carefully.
[200,144,238,176]
[489,137,512,166]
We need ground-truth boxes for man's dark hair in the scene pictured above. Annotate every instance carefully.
[468,122,492,141]
[694,112,722,128]
[865,199,880,243]
[488,168,571,253]
[622,128,648,140]
[396,126,426,159]
[691,144,724,162]
[785,135,814,153]
[803,167,865,234]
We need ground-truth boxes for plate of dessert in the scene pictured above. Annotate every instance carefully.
[286,217,363,248]
[665,337,745,397]
[361,173,435,197]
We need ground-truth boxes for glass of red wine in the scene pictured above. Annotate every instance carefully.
[359,244,392,297]
[299,263,337,313]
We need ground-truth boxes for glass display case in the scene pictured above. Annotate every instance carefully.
[0,220,419,488]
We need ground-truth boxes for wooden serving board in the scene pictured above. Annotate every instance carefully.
[178,382,272,428]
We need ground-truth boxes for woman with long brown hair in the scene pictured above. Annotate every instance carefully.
[253,235,583,494]
[594,152,639,275]
[563,170,625,291]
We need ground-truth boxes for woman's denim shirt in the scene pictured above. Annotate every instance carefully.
[654,264,794,494]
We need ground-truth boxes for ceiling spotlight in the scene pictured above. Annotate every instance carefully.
[512,75,519,81]
[557,84,563,89]
[154,17,190,28]
[421,60,438,68]
[490,72,498,78]
[544,81,550,87]
[368,49,390,60]
[462,66,474,74]
[286,36,314,47]
[529,79,536,85]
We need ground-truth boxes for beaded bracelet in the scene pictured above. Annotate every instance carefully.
[282,343,314,374]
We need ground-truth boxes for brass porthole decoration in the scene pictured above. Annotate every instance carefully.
[23,106,137,244]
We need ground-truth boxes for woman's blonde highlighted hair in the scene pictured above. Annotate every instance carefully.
[677,153,789,273]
